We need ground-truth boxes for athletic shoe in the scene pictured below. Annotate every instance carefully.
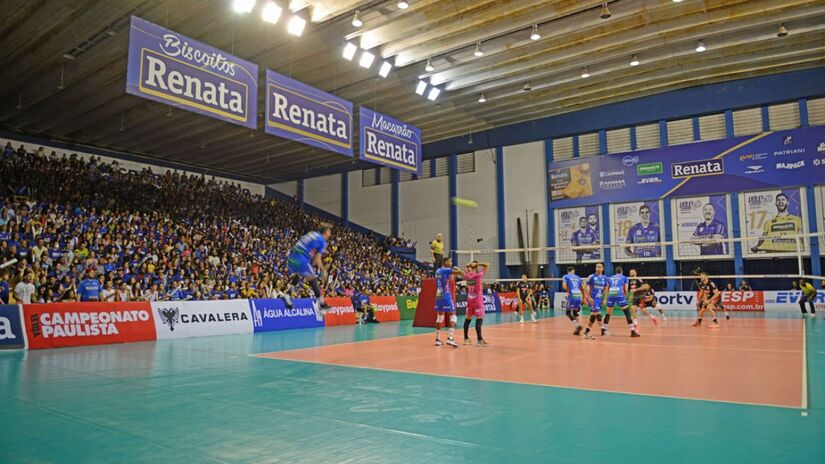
[435,339,443,346]
[651,317,658,326]
[582,333,596,340]
[573,326,583,336]
[710,323,720,329]
[631,331,641,338]
[662,316,668,321]
[691,320,702,327]
[519,318,525,324]
[531,318,537,324]
[477,340,490,347]
[726,315,730,320]
[464,338,472,346]
[601,329,611,337]
[446,338,459,348]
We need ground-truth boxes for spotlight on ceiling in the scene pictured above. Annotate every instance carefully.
[342,42,357,60]
[600,3,611,19]
[415,80,427,95]
[581,66,590,78]
[425,57,434,72]
[233,0,256,14]
[478,94,486,103]
[630,55,640,66]
[672,0,683,3]
[695,40,706,52]
[474,41,484,57]
[359,50,375,68]
[378,60,393,78]
[523,81,532,91]
[530,25,540,41]
[351,10,363,27]
[777,23,788,37]
[427,87,441,101]
[261,2,282,23]
[397,1,409,9]
[287,15,306,36]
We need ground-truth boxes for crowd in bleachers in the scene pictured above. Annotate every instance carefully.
[0,142,425,304]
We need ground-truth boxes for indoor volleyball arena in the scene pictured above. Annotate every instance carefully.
[1,1,824,463]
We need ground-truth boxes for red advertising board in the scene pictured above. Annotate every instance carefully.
[370,296,400,322]
[23,302,157,349]
[720,291,765,312]
[498,292,518,312]
[324,297,357,326]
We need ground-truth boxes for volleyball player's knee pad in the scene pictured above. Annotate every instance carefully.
[436,314,445,324]
[596,314,603,322]
[450,314,458,325]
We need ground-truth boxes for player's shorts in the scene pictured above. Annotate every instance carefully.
[590,298,603,313]
[435,296,455,313]
[466,298,484,318]
[567,296,582,310]
[287,254,315,278]
[518,291,530,302]
[606,295,628,308]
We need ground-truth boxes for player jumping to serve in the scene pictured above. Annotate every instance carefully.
[287,224,332,313]
[463,261,490,346]
[435,257,463,347]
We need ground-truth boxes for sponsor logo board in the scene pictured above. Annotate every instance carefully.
[24,302,156,349]
[153,300,252,339]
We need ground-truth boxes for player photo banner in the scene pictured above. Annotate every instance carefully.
[359,106,421,175]
[555,206,602,264]
[265,69,353,157]
[126,16,258,129]
[610,200,665,262]
[672,194,732,260]
[547,126,825,208]
[740,188,808,258]
[817,185,825,235]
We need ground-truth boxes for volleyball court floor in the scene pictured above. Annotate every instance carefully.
[2,311,823,463]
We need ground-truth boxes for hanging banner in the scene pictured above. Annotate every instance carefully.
[265,69,353,157]
[126,16,258,128]
[555,206,602,264]
[740,188,808,258]
[610,200,665,262]
[672,194,732,260]
[547,126,825,208]
[358,106,421,175]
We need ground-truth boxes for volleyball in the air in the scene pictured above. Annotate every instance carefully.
[451,197,478,208]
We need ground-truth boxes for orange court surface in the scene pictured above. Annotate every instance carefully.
[257,316,805,409]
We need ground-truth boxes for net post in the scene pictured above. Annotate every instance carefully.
[796,236,804,278]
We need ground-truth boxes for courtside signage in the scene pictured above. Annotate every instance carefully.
[153,300,252,339]
[23,302,156,349]
[126,16,257,129]
[0,305,26,349]
[369,296,400,322]
[359,106,421,175]
[250,298,324,332]
[324,297,357,326]
[265,69,353,157]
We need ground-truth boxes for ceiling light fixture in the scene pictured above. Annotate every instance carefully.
[233,0,256,14]
[16,92,22,110]
[397,1,409,9]
[523,81,532,91]
[581,66,590,78]
[378,60,392,78]
[425,57,434,72]
[261,2,282,23]
[696,40,706,52]
[474,41,484,57]
[672,0,683,3]
[478,94,486,103]
[777,23,788,37]
[415,80,427,95]
[343,42,357,60]
[351,10,363,27]
[530,25,540,41]
[600,3,611,19]
[287,15,306,36]
[58,67,65,90]
[427,87,441,101]
[630,55,640,66]
[359,50,375,68]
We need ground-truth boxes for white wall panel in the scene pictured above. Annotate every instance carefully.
[348,170,391,235]
[400,173,449,262]
[268,181,296,198]
[304,174,341,216]
[457,148,499,277]
[503,141,547,266]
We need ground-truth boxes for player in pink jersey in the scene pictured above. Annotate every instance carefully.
[463,261,490,346]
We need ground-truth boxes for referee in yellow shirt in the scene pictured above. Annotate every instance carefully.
[431,233,445,269]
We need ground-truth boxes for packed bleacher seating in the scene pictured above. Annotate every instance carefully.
[0,142,425,303]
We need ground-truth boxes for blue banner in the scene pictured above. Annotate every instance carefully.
[265,69,354,157]
[359,106,422,175]
[0,305,26,349]
[548,126,825,208]
[126,16,258,129]
[250,298,324,332]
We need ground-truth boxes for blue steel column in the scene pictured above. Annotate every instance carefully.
[495,147,508,279]
[725,111,746,282]
[391,169,399,237]
[544,139,556,294]
[658,120,676,289]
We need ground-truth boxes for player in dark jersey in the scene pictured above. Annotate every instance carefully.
[627,269,658,331]
[692,272,720,328]
[516,274,536,323]
[640,286,666,321]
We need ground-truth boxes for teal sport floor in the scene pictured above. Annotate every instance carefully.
[2,311,824,463]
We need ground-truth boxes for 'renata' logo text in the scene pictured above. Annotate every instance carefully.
[161,33,236,75]
[671,159,724,179]
[30,310,150,338]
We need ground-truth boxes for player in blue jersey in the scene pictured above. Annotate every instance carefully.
[434,257,463,347]
[570,217,600,263]
[287,224,332,312]
[624,205,661,258]
[582,262,609,339]
[691,203,727,256]
[562,266,584,336]
[602,266,640,337]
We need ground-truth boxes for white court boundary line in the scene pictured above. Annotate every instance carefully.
[802,319,808,411]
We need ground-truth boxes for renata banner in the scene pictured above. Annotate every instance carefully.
[126,16,258,128]
[265,69,353,157]
[497,292,518,312]
[153,300,252,339]
[250,298,324,332]
[324,297,357,327]
[23,302,156,349]
[370,296,400,322]
[0,305,26,349]
[358,106,421,175]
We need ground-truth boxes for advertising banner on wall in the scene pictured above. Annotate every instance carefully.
[24,302,156,349]
[358,106,421,175]
[740,188,808,258]
[324,297,357,326]
[396,295,419,320]
[555,205,602,264]
[126,16,258,128]
[497,292,518,312]
[265,69,353,157]
[0,305,26,349]
[369,296,400,322]
[554,290,767,312]
[817,185,825,235]
[672,194,732,260]
[547,126,825,208]
[153,299,252,339]
[764,290,825,312]
[249,298,323,332]
[610,200,665,262]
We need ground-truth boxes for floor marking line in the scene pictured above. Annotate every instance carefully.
[802,319,808,410]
